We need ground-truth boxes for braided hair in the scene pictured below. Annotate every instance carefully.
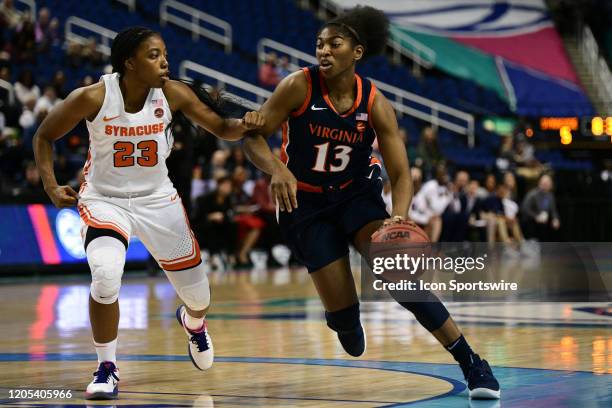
[110,26,227,139]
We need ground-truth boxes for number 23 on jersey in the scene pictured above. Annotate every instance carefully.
[113,140,158,167]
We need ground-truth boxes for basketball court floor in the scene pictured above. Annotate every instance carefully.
[0,265,609,407]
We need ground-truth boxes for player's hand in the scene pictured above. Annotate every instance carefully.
[271,165,297,213]
[241,111,265,130]
[382,216,415,228]
[46,185,79,208]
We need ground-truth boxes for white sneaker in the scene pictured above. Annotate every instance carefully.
[85,361,119,400]
[176,305,214,370]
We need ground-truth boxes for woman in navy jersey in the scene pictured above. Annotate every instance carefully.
[244,6,500,399]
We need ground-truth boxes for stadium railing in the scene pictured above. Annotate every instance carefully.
[179,60,271,110]
[160,0,232,53]
[257,38,475,147]
[64,16,117,57]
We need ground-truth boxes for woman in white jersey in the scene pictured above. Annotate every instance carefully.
[33,27,264,400]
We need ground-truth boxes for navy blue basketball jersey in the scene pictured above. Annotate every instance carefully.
[281,66,378,188]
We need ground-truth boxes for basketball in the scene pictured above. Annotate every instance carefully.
[369,220,431,280]
[371,220,430,244]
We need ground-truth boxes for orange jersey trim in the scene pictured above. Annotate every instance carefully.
[367,82,377,128]
[280,122,289,164]
[78,203,129,242]
[320,73,363,118]
[290,67,312,117]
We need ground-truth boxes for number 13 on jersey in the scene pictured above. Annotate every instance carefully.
[312,142,352,172]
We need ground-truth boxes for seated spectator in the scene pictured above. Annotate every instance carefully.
[11,11,35,62]
[276,55,291,79]
[398,126,418,166]
[231,166,263,268]
[441,170,470,241]
[521,174,560,241]
[501,185,524,244]
[51,70,68,99]
[503,171,518,200]
[192,175,237,262]
[34,85,61,121]
[34,7,52,52]
[250,174,286,267]
[18,94,36,149]
[14,69,40,106]
[258,52,280,88]
[0,0,21,30]
[13,160,47,203]
[409,163,451,242]
[416,126,443,179]
[82,37,104,68]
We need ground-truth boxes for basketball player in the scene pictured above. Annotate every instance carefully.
[33,27,264,400]
[244,7,500,399]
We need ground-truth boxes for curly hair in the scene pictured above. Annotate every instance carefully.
[319,5,390,60]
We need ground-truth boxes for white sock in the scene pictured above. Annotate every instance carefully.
[94,338,117,364]
[184,312,205,332]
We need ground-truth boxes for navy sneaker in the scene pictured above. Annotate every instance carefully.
[465,354,501,399]
[85,361,119,400]
[176,305,214,370]
[325,312,366,357]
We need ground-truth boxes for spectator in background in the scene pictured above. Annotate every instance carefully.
[166,110,196,215]
[82,36,104,68]
[192,174,237,265]
[521,173,560,241]
[250,174,285,267]
[65,39,83,68]
[231,166,263,268]
[416,126,443,179]
[441,170,470,241]
[14,69,39,106]
[34,85,61,122]
[18,94,36,148]
[501,184,524,244]
[258,52,280,88]
[0,65,14,110]
[276,55,291,79]
[0,0,21,30]
[79,74,94,87]
[13,160,47,203]
[12,11,35,62]
[34,7,51,52]
[411,162,452,242]
[51,70,68,99]
[503,171,518,201]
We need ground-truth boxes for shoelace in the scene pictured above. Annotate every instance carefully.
[190,331,209,352]
[93,365,118,384]
[468,359,491,380]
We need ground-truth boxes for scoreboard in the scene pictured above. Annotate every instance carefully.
[538,117,612,145]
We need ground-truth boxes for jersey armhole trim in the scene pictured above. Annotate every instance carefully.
[87,79,109,124]
[367,82,377,128]
[290,67,312,117]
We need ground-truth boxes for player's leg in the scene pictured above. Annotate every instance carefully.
[310,255,365,357]
[285,212,365,357]
[353,220,500,399]
[83,227,127,400]
[135,191,213,370]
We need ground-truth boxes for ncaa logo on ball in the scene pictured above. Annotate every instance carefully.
[154,107,164,118]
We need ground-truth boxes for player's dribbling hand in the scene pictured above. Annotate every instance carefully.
[46,185,79,208]
[382,216,415,228]
[241,111,265,130]
[271,165,298,213]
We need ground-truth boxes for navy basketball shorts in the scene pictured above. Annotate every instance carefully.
[279,179,389,273]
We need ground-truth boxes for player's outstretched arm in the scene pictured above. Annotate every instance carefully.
[242,71,308,212]
[371,91,413,218]
[33,83,104,208]
[163,80,264,141]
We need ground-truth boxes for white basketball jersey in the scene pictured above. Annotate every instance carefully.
[83,73,173,197]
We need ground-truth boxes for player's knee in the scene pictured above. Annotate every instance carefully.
[166,263,211,311]
[325,303,360,332]
[88,239,126,305]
